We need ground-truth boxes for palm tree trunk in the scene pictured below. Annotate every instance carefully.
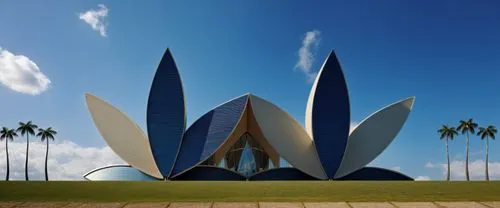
[486,137,489,181]
[25,134,29,181]
[466,132,470,181]
[5,139,9,181]
[446,138,450,181]
[44,139,49,181]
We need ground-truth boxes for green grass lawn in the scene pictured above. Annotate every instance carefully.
[1,181,499,202]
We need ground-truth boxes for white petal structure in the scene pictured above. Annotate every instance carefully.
[85,93,163,179]
[249,95,327,179]
[334,97,415,178]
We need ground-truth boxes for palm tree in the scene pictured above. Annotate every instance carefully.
[457,118,478,181]
[16,121,38,181]
[438,125,458,181]
[37,127,57,181]
[0,127,18,181]
[477,125,497,181]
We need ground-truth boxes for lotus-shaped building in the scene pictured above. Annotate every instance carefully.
[84,49,415,181]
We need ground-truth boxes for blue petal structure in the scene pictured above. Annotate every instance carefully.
[170,95,249,177]
[249,168,318,181]
[147,48,186,178]
[336,167,413,181]
[84,165,160,181]
[306,50,350,178]
[172,166,246,181]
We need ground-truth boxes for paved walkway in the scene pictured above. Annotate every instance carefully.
[1,202,500,208]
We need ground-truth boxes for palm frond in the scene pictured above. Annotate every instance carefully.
[438,125,458,140]
[1,128,18,141]
[37,127,57,142]
[17,121,38,136]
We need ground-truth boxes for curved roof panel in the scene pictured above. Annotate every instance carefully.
[336,167,413,180]
[334,97,415,178]
[146,49,186,177]
[170,95,249,177]
[84,165,159,181]
[249,95,327,179]
[85,93,163,178]
[305,51,350,178]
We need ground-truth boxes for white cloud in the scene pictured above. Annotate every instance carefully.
[425,162,436,168]
[78,4,109,37]
[0,140,124,180]
[295,30,321,83]
[390,166,401,172]
[0,48,51,95]
[426,160,500,180]
[415,176,431,181]
[449,160,500,180]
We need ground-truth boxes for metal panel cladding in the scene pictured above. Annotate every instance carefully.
[337,167,413,181]
[170,95,249,177]
[305,50,351,178]
[172,166,246,181]
[249,168,317,181]
[84,165,160,181]
[334,97,415,178]
[249,95,327,179]
[85,93,163,179]
[147,49,186,178]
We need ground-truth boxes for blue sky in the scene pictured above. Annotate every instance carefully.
[1,0,499,180]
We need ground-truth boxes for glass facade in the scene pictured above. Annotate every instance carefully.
[225,133,269,176]
[198,132,281,176]
[237,142,256,177]
[198,132,296,177]
[279,157,292,168]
